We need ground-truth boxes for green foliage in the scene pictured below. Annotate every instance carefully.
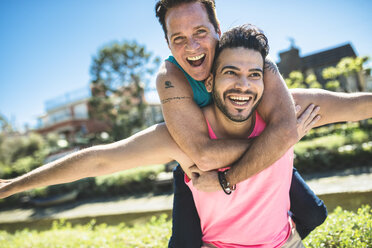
[325,80,341,91]
[0,215,171,248]
[286,56,370,92]
[89,40,160,141]
[285,71,321,89]
[322,56,370,92]
[93,164,165,196]
[294,123,372,174]
[304,206,372,247]
[0,132,49,178]
[1,206,371,248]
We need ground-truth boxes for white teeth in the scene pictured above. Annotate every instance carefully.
[187,54,205,61]
[229,96,251,101]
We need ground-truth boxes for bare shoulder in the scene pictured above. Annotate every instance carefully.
[156,61,193,104]
[156,61,191,89]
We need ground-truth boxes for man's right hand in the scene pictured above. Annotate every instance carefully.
[295,104,321,141]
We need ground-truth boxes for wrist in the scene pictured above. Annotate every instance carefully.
[218,170,236,195]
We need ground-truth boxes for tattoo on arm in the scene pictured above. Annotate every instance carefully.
[264,57,279,75]
[164,81,174,89]
[161,96,192,104]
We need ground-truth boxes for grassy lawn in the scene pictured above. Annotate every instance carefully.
[0,206,371,248]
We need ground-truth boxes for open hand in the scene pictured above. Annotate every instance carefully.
[296,104,320,141]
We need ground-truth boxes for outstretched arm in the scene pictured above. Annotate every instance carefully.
[291,89,372,127]
[0,124,180,199]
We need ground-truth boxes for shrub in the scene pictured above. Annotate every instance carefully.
[294,141,372,174]
[0,215,171,248]
[304,205,372,247]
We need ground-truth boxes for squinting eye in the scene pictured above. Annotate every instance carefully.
[195,29,207,37]
[250,73,261,78]
[173,37,184,44]
[225,71,237,75]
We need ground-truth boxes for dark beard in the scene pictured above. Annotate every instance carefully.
[212,87,261,122]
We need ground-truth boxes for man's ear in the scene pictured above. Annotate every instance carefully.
[205,73,214,93]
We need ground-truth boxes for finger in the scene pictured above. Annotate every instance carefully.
[305,115,321,131]
[297,104,315,124]
[295,105,301,114]
[304,106,320,127]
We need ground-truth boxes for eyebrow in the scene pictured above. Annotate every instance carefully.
[220,65,263,73]
[250,68,264,73]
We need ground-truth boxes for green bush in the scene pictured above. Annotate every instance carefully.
[0,206,371,248]
[304,205,372,247]
[0,215,171,248]
[293,123,372,174]
[302,121,372,141]
[93,164,165,196]
[294,141,372,174]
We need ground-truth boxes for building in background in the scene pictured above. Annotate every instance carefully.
[36,86,163,144]
[277,43,368,92]
[36,87,110,143]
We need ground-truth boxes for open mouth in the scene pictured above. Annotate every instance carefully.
[228,95,253,106]
[186,54,206,67]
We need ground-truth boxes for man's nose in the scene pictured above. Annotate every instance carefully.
[235,77,251,90]
[185,38,200,51]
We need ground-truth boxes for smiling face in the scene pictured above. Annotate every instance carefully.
[206,47,264,122]
[165,2,220,81]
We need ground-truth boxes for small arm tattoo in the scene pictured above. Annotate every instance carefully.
[164,81,174,89]
[161,96,192,104]
[264,57,279,75]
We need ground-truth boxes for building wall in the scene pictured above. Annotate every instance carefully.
[277,43,361,92]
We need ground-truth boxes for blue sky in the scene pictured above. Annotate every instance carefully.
[0,0,371,129]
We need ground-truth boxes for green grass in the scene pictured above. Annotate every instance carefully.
[0,206,371,248]
[0,216,171,248]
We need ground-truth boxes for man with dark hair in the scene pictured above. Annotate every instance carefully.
[183,23,304,247]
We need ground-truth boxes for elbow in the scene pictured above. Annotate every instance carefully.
[192,150,216,172]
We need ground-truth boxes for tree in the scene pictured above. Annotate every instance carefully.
[0,113,13,133]
[285,71,322,89]
[89,41,160,140]
[322,56,370,92]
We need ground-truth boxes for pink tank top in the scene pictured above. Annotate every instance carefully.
[185,112,294,247]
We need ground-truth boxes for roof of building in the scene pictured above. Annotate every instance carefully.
[302,43,356,68]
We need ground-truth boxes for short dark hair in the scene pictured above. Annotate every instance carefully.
[212,24,269,76]
[155,0,220,41]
